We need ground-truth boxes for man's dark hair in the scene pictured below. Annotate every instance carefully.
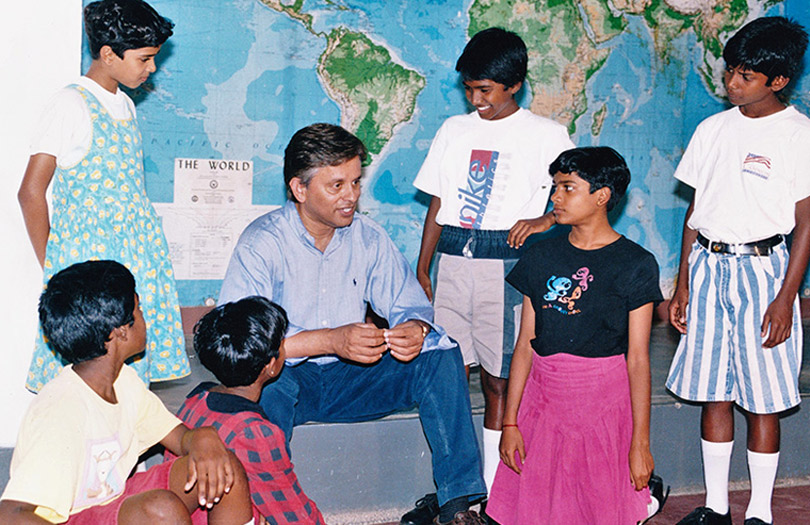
[283,123,367,202]
[723,16,808,86]
[39,260,137,364]
[85,0,174,59]
[194,296,288,387]
[549,147,631,212]
[455,27,528,88]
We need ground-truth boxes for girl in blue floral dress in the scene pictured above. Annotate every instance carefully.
[18,0,190,391]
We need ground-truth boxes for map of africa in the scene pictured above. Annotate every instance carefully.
[97,0,810,305]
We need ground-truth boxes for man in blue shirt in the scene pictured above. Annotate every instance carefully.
[219,123,486,525]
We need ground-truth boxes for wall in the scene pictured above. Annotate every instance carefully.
[0,1,82,446]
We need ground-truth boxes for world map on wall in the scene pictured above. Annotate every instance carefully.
[112,0,810,305]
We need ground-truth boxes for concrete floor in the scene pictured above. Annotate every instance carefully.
[647,479,810,524]
[375,480,810,525]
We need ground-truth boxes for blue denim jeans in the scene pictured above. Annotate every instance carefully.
[436,225,523,259]
[259,346,486,505]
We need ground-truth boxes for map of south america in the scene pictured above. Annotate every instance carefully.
[259,0,426,160]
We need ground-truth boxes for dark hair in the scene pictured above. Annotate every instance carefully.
[283,123,367,201]
[549,147,631,211]
[455,27,527,88]
[84,0,174,59]
[723,16,808,86]
[38,260,137,364]
[194,296,288,387]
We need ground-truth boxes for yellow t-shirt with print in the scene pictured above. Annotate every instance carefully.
[2,365,180,523]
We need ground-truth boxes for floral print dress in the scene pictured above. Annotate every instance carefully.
[27,85,190,392]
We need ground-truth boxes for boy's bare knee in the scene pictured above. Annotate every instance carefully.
[701,401,736,442]
[744,411,781,452]
[212,450,251,505]
[118,489,192,525]
[206,451,254,524]
[702,401,734,417]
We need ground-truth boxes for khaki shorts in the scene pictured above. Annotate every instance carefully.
[434,254,521,378]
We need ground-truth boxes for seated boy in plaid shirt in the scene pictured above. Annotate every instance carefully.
[172,296,324,525]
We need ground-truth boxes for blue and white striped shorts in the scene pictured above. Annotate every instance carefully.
[666,241,802,414]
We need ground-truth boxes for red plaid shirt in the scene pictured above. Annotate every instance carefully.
[174,383,325,525]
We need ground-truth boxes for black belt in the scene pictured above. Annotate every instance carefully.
[697,233,784,256]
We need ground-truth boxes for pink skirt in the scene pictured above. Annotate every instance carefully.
[487,352,650,525]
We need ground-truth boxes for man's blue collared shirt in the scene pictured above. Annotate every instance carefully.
[219,201,454,365]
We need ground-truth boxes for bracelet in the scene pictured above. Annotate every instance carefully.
[420,323,430,339]
[502,423,518,428]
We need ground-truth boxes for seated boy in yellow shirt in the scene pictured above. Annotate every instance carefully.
[0,260,257,524]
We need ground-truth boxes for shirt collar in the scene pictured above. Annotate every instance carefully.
[282,199,351,254]
[188,382,271,419]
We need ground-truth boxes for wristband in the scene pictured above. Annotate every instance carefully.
[502,423,518,428]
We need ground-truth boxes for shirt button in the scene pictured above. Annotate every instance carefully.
[322,320,328,326]
[322,288,326,293]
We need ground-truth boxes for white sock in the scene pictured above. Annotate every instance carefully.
[702,439,733,515]
[745,449,778,523]
[482,427,502,494]
[240,519,256,525]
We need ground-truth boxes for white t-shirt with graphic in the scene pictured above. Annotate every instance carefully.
[414,108,574,230]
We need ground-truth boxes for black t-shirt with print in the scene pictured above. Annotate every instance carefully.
[506,234,663,358]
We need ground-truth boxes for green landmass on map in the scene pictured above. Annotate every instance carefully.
[591,102,608,136]
[468,0,610,134]
[257,0,426,159]
[258,0,313,32]
[640,0,749,94]
[318,28,426,156]
[467,0,761,133]
[259,0,766,145]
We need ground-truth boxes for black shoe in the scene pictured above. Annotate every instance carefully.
[743,519,771,525]
[676,506,733,525]
[401,493,440,525]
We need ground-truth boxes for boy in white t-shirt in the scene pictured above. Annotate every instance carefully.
[666,16,810,525]
[410,27,573,523]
